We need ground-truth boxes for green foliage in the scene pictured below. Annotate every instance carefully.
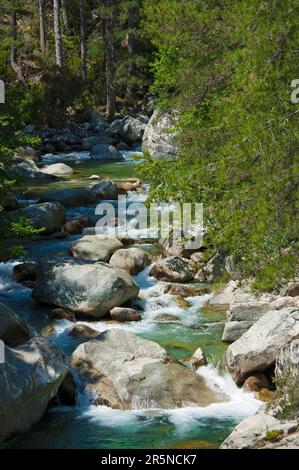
[139,0,299,292]
[264,430,282,442]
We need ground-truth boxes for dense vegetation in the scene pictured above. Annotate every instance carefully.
[0,0,298,291]
[138,0,299,292]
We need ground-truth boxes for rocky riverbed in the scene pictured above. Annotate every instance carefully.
[0,115,298,449]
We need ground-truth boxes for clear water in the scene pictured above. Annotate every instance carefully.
[0,149,261,449]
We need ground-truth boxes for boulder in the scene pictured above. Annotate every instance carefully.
[142,109,179,160]
[11,160,58,182]
[87,111,108,133]
[195,252,228,283]
[68,324,99,338]
[220,406,299,449]
[226,308,299,383]
[21,202,65,235]
[15,146,42,162]
[150,256,196,283]
[70,236,123,262]
[82,135,114,150]
[63,220,83,235]
[41,163,73,178]
[0,337,67,443]
[181,347,208,369]
[205,281,238,312]
[164,283,210,297]
[91,180,120,200]
[33,257,139,319]
[71,329,227,409]
[111,116,147,145]
[158,233,199,258]
[90,144,124,161]
[228,301,275,322]
[13,263,37,283]
[175,295,191,309]
[242,373,271,393]
[0,303,31,347]
[222,321,254,343]
[109,247,150,275]
[280,282,299,298]
[39,188,95,208]
[51,308,76,323]
[110,307,141,322]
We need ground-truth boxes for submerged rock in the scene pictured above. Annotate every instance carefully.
[68,324,99,338]
[33,257,139,319]
[13,263,37,283]
[154,314,181,323]
[71,329,227,410]
[0,337,67,443]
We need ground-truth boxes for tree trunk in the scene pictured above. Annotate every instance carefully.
[103,0,116,120]
[39,0,47,55]
[10,8,27,87]
[126,30,135,100]
[53,0,63,67]
[61,0,70,34]
[80,0,87,81]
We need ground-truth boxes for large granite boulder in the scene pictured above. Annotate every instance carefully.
[226,308,299,384]
[142,109,179,160]
[111,116,147,144]
[150,256,196,283]
[71,329,227,410]
[10,160,58,182]
[33,257,139,319]
[21,202,65,235]
[70,236,123,262]
[0,303,31,347]
[0,337,67,443]
[109,247,150,275]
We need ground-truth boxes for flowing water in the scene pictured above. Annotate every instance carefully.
[0,149,261,449]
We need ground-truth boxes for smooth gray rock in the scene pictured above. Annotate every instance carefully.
[82,135,114,150]
[70,235,123,262]
[222,321,254,343]
[11,160,58,182]
[41,163,73,178]
[109,247,150,275]
[0,337,67,443]
[226,308,299,383]
[71,329,227,410]
[33,257,139,318]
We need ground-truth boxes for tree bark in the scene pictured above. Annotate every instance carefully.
[61,0,70,34]
[80,0,87,81]
[39,0,47,55]
[53,0,63,67]
[126,30,135,100]
[10,8,27,87]
[103,0,116,120]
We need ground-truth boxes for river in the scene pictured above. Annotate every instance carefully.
[0,149,261,449]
